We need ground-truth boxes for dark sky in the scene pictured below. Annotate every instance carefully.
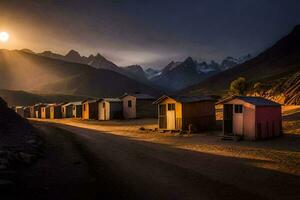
[1,0,300,68]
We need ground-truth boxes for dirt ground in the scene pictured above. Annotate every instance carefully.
[30,105,300,177]
[19,105,300,199]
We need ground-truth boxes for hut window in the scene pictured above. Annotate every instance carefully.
[83,104,86,111]
[168,103,175,111]
[128,100,132,108]
[103,102,105,108]
[234,105,243,113]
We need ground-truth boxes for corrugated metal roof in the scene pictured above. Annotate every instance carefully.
[154,95,216,104]
[219,96,281,106]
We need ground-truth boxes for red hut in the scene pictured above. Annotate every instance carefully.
[219,96,282,140]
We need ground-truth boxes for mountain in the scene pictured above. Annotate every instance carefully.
[124,65,148,81]
[150,57,216,91]
[220,55,252,70]
[185,25,300,102]
[149,54,251,91]
[40,50,149,83]
[145,68,160,79]
[0,49,160,98]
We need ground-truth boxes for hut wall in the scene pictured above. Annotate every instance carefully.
[255,106,282,140]
[82,103,89,120]
[110,102,123,119]
[29,106,35,118]
[136,100,157,118]
[41,107,47,119]
[123,96,136,119]
[98,101,110,120]
[83,102,98,120]
[62,105,73,118]
[182,101,215,131]
[50,106,62,119]
[23,107,30,118]
[73,105,82,118]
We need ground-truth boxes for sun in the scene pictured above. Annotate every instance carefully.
[0,32,10,43]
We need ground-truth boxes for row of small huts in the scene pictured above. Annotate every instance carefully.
[14,93,283,141]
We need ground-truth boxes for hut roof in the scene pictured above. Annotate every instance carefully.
[218,96,281,106]
[153,95,216,104]
[121,93,155,100]
[100,98,122,103]
[82,99,99,103]
[72,101,83,106]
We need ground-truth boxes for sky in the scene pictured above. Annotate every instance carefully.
[1,0,300,68]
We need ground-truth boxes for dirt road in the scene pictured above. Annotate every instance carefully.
[14,120,300,200]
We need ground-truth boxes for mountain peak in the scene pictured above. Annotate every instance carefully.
[66,50,81,57]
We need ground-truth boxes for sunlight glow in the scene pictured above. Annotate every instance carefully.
[0,32,10,43]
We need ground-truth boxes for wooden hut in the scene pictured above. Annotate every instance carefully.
[154,95,216,131]
[34,103,46,118]
[98,98,123,120]
[23,107,30,118]
[29,106,35,118]
[219,96,282,140]
[72,102,82,118]
[121,93,157,119]
[61,103,74,118]
[82,100,99,120]
[15,106,24,117]
[49,104,62,119]
[41,104,51,119]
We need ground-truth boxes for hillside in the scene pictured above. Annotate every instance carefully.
[185,25,300,101]
[37,69,161,98]
[0,50,160,98]
[0,89,88,106]
[0,49,94,90]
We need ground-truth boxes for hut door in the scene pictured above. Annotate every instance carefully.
[224,104,233,135]
[167,103,176,130]
[159,105,167,129]
[233,104,243,135]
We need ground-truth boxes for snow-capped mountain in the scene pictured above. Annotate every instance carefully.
[150,55,252,91]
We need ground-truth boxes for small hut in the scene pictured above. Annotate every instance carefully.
[82,100,99,120]
[34,103,46,118]
[154,95,216,131]
[72,102,82,118]
[41,104,51,119]
[49,104,62,119]
[98,98,123,120]
[121,93,157,119]
[29,106,36,118]
[23,107,30,118]
[15,106,24,117]
[61,103,74,118]
[219,96,282,140]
